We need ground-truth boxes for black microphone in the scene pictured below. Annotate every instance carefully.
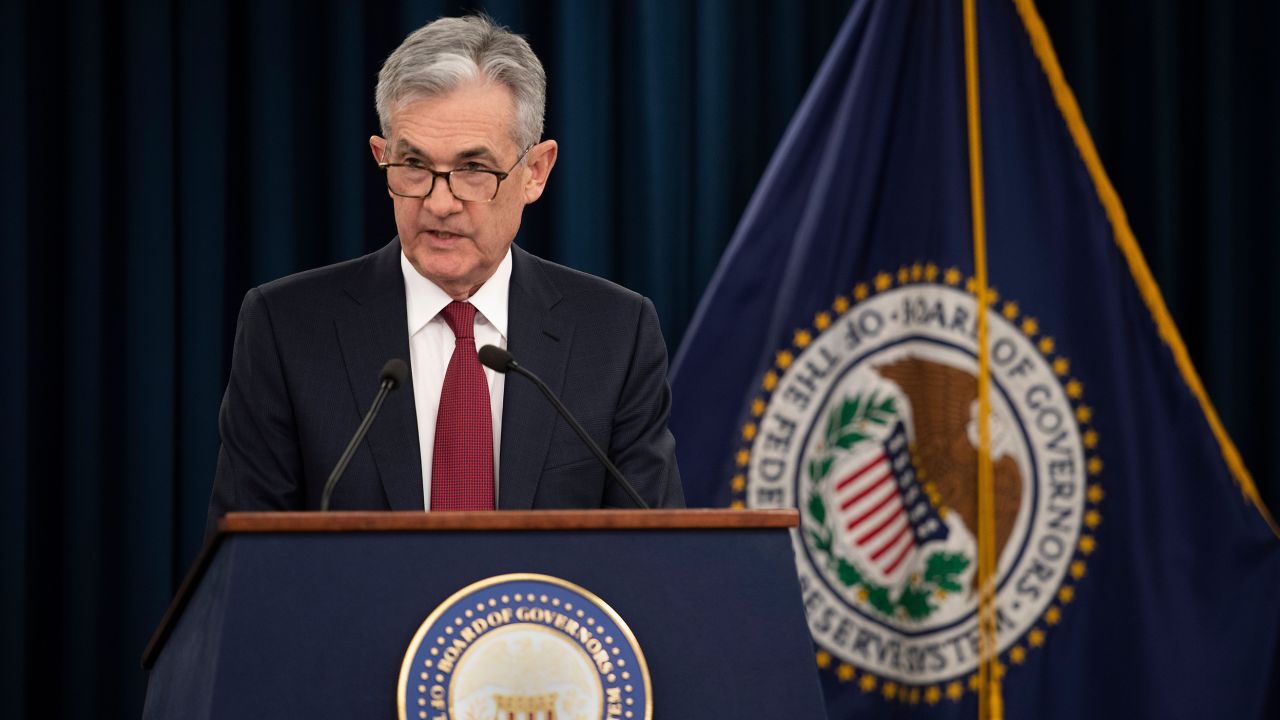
[478,345,651,510]
[320,358,409,511]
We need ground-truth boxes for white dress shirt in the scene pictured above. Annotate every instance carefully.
[401,248,511,509]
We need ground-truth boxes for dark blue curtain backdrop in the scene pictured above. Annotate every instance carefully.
[1,1,1276,717]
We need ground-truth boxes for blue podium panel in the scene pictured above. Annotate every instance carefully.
[144,524,826,719]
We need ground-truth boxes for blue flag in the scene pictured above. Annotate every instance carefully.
[669,0,1280,716]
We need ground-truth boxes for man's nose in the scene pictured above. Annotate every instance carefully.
[423,175,463,216]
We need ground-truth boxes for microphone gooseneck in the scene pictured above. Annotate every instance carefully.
[478,344,651,510]
[320,358,407,511]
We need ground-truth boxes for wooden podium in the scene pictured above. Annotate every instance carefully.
[142,509,826,718]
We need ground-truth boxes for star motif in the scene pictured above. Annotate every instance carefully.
[776,350,794,369]
[965,276,977,294]
[1084,510,1102,528]
[735,449,750,467]
[729,500,745,509]
[762,371,777,391]
[815,650,831,668]
[967,674,981,691]
[897,266,910,284]
[1058,585,1076,603]
[874,273,893,291]
[925,263,940,281]
[836,663,855,682]
[946,681,965,701]
[1001,301,1019,320]
[1087,483,1105,503]
[1087,457,1103,475]
[908,687,921,705]
[944,267,962,285]
[751,398,765,417]
[741,424,756,441]
[1053,357,1070,376]
[925,686,941,705]
[1078,536,1096,555]
[859,674,877,692]
[1076,405,1093,423]
[1066,379,1083,399]
[1083,429,1098,448]
[1010,646,1026,664]
[1070,560,1087,579]
[1038,336,1055,354]
[881,681,898,700]
[835,295,852,312]
[793,329,812,348]
[731,474,746,492]
[911,263,924,281]
[924,481,941,505]
[814,311,831,330]
[1021,317,1039,336]
[1028,629,1045,647]
[1045,606,1061,625]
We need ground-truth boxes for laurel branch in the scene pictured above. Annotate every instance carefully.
[805,392,969,621]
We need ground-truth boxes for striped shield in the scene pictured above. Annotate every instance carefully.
[831,421,948,585]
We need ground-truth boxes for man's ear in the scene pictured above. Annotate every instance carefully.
[521,139,558,204]
[369,135,388,164]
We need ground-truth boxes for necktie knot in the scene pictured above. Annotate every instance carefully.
[441,301,477,340]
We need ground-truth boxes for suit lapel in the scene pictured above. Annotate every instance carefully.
[499,246,572,509]
[334,240,424,510]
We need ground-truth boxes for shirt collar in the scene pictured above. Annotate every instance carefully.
[467,248,511,340]
[401,247,512,339]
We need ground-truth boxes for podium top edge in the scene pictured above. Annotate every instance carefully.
[219,508,799,533]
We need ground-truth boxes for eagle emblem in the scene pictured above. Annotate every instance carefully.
[735,271,1100,697]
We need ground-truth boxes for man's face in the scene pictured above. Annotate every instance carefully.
[370,81,556,299]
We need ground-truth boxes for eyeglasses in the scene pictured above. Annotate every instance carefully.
[378,145,531,203]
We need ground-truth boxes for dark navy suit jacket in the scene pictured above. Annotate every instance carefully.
[206,239,684,532]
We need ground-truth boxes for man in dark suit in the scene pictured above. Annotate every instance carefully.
[206,15,683,532]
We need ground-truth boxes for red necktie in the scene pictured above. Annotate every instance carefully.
[430,301,495,510]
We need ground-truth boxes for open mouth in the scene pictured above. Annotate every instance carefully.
[425,230,465,241]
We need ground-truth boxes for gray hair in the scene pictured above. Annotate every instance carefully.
[375,15,546,152]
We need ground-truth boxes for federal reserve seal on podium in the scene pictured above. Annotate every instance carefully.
[397,573,651,720]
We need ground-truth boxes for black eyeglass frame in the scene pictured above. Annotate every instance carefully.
[377,144,533,203]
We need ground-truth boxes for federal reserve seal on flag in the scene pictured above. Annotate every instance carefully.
[730,265,1104,703]
[397,573,651,720]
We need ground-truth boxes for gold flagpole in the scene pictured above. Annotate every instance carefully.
[963,0,1002,717]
